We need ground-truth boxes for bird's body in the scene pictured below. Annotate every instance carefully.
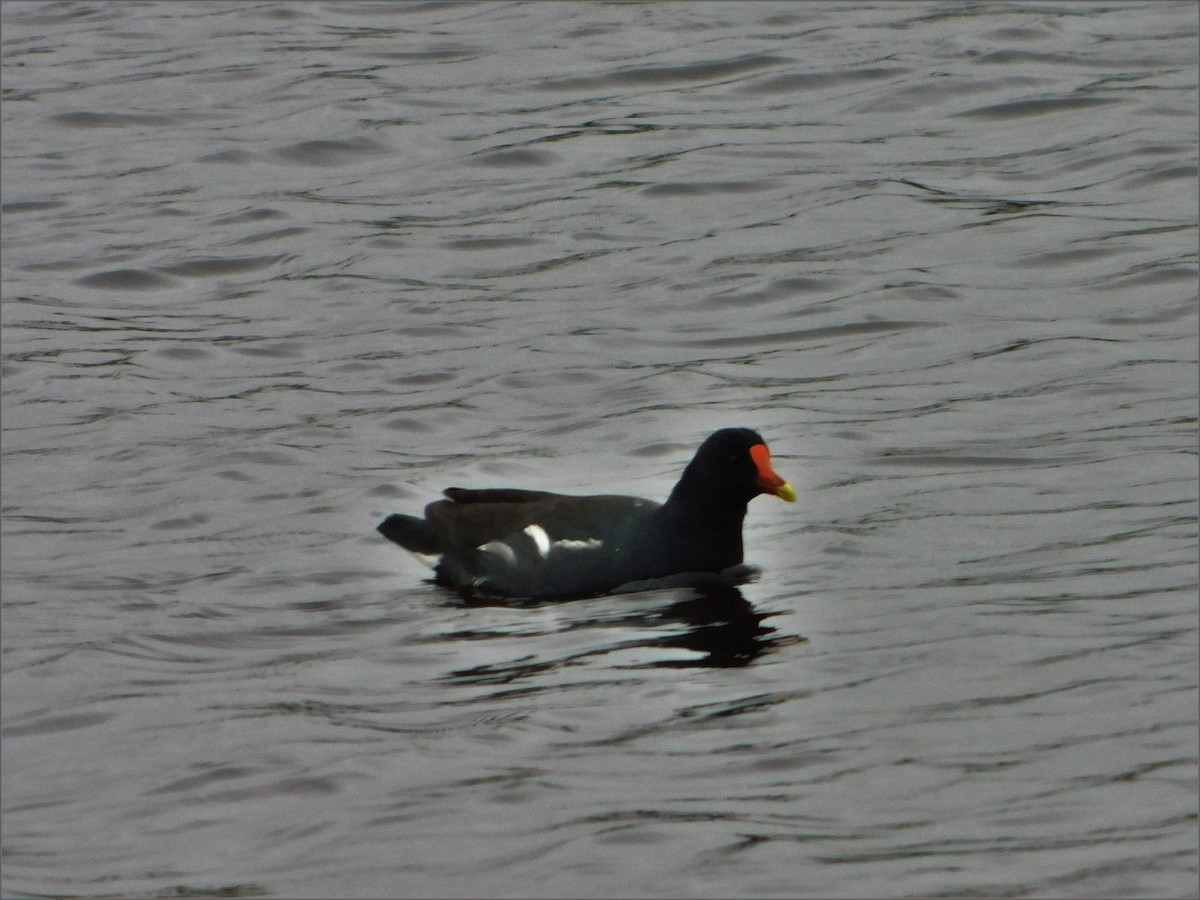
[377,428,795,598]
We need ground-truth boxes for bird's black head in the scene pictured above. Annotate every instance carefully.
[671,427,796,510]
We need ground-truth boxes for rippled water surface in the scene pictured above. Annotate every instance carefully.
[2,2,1197,897]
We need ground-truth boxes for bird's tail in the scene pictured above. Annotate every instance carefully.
[377,514,441,556]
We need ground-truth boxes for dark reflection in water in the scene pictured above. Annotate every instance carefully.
[634,584,802,669]
[444,582,800,684]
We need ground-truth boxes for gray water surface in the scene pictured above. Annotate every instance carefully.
[2,2,1197,898]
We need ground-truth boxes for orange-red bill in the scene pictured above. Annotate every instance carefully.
[750,443,797,502]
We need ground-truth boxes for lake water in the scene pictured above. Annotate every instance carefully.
[2,2,1197,897]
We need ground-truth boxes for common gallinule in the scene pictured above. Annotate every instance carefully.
[377,427,795,598]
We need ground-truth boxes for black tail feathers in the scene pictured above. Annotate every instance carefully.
[377,514,441,555]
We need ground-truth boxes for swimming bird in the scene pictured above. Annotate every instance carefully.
[377,427,795,598]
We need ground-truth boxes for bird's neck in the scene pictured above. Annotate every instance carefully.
[657,485,749,570]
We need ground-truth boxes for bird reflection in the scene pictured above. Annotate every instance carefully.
[442,580,803,684]
[646,582,795,668]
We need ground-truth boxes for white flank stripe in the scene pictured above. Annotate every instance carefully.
[523,524,552,558]
[554,538,603,551]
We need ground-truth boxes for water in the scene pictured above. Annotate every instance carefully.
[2,2,1197,897]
